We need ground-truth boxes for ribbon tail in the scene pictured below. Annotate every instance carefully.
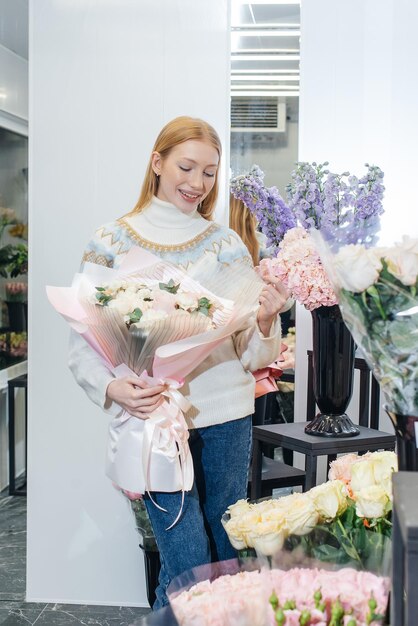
[142,418,168,513]
[165,488,185,531]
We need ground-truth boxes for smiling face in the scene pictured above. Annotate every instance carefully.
[151,140,219,214]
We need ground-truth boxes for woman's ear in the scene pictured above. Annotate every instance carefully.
[151,152,162,176]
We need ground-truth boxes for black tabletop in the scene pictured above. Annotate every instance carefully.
[253,421,396,454]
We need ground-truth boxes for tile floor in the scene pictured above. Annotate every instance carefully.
[0,493,152,625]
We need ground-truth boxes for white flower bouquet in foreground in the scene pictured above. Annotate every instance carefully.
[47,246,262,516]
[316,234,418,418]
[168,560,389,626]
[223,451,396,572]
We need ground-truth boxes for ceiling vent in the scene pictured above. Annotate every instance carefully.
[231,97,286,132]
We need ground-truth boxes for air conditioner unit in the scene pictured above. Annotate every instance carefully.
[231,96,286,133]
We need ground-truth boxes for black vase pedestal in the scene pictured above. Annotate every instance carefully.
[305,304,360,438]
[386,410,418,471]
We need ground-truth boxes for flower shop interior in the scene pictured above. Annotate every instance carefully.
[1,0,418,625]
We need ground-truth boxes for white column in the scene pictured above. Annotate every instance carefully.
[28,0,230,606]
[295,0,418,468]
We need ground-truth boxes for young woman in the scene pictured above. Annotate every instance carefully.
[69,116,289,609]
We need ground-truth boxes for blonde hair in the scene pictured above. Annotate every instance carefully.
[129,116,222,221]
[229,194,260,265]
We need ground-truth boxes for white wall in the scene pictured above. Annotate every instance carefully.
[295,0,418,476]
[28,0,230,606]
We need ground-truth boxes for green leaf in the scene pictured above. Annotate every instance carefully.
[95,286,106,292]
[129,308,143,323]
[198,297,211,309]
[159,279,180,294]
[95,292,113,306]
[366,285,387,320]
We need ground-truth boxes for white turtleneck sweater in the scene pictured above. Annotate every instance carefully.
[69,197,282,429]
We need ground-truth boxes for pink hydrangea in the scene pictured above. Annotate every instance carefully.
[261,227,338,311]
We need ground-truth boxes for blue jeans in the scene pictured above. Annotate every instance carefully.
[144,415,252,610]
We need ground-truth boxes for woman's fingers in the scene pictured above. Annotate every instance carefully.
[131,397,165,419]
[106,377,167,418]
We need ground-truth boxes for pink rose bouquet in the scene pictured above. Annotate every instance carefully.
[169,565,389,626]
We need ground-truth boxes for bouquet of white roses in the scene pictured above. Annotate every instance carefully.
[47,246,263,523]
[223,451,396,573]
[314,231,418,468]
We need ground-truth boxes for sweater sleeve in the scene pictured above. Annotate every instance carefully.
[68,330,122,417]
[233,314,282,372]
[67,223,123,417]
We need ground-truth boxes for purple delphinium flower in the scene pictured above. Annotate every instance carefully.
[230,165,296,251]
[230,162,385,250]
[286,162,385,245]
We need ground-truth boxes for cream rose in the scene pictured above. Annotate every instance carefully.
[333,244,382,293]
[383,241,418,286]
[108,292,139,315]
[308,480,348,522]
[235,510,262,548]
[175,293,199,312]
[277,493,319,536]
[398,235,418,255]
[355,485,391,519]
[223,519,247,550]
[349,458,376,493]
[251,521,287,556]
[134,309,168,328]
[227,499,252,519]
[369,451,397,498]
[136,287,152,300]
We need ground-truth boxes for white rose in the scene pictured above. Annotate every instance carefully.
[108,292,138,315]
[369,451,397,496]
[107,280,125,293]
[260,508,288,524]
[276,493,319,536]
[135,309,168,328]
[235,510,262,548]
[355,485,391,519]
[227,499,252,519]
[175,293,199,312]
[223,519,247,550]
[334,244,382,293]
[400,235,418,254]
[251,521,287,556]
[349,458,376,493]
[384,242,418,286]
[136,287,152,300]
[125,283,140,294]
[308,480,348,522]
[253,499,277,515]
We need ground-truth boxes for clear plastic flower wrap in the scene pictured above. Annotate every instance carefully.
[311,223,418,469]
[167,554,390,626]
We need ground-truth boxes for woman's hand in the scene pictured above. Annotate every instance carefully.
[257,278,290,337]
[106,376,166,420]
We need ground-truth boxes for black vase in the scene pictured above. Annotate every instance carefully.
[386,411,418,471]
[305,304,359,437]
[6,301,27,332]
